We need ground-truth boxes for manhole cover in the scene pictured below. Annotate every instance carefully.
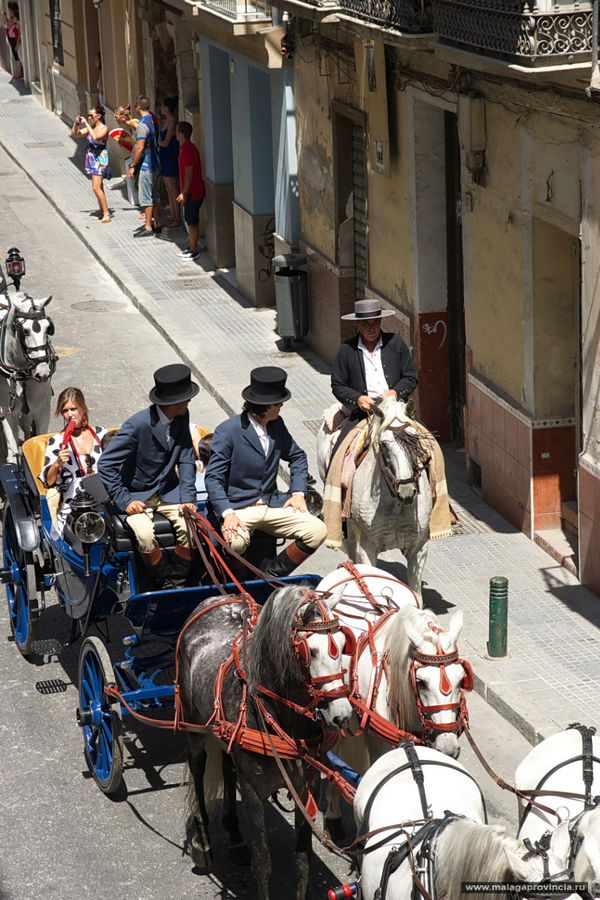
[36,678,68,695]
[23,141,64,149]
[71,300,126,312]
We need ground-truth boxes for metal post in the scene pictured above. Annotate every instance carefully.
[488,576,508,657]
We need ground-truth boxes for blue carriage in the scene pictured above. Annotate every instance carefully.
[0,433,318,794]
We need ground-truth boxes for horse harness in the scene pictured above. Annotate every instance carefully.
[357,741,487,900]
[343,577,473,744]
[0,302,57,417]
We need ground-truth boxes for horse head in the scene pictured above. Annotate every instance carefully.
[371,399,423,505]
[9,293,57,382]
[399,607,470,758]
[293,586,354,731]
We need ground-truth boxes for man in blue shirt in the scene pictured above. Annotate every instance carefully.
[129,95,161,236]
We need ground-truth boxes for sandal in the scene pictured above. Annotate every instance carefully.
[101,216,112,223]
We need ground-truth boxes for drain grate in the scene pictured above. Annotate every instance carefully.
[163,278,211,291]
[36,678,69,695]
[23,141,64,149]
[31,638,63,656]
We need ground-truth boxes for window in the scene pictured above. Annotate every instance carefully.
[49,0,64,67]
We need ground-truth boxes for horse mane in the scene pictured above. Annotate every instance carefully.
[369,398,422,470]
[574,809,600,882]
[247,585,315,693]
[384,606,443,733]
[434,820,521,900]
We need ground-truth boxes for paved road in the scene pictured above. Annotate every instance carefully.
[0,151,534,900]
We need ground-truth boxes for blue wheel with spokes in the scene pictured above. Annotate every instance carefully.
[3,506,37,656]
[77,636,123,794]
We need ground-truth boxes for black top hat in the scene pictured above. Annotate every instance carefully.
[242,366,291,405]
[341,298,396,321]
[149,364,200,405]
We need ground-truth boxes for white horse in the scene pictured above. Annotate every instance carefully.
[319,567,472,839]
[0,291,57,462]
[515,725,600,889]
[317,398,432,602]
[354,744,571,900]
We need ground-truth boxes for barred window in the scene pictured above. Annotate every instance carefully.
[49,0,64,67]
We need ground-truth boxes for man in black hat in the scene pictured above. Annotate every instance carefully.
[331,298,418,417]
[98,364,199,588]
[205,366,327,577]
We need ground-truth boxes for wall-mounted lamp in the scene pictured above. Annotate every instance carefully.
[458,94,486,174]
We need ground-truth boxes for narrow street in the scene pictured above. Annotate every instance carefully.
[0,147,534,900]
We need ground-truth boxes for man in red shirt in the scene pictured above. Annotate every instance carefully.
[176,121,205,261]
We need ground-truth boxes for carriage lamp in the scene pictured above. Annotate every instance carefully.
[67,491,106,577]
[5,247,25,280]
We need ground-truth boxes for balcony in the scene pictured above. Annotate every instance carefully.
[431,2,593,67]
[187,0,272,22]
[338,0,432,31]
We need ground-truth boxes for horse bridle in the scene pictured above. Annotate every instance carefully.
[0,304,58,380]
[255,595,354,720]
[409,625,474,738]
[377,422,426,498]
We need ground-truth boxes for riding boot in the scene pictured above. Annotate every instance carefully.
[170,544,196,588]
[261,539,314,579]
[139,545,175,590]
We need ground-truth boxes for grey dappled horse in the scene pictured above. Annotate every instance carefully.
[0,290,57,462]
[178,584,353,900]
[317,398,432,603]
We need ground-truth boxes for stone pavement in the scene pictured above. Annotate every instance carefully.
[0,71,599,749]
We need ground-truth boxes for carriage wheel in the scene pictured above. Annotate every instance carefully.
[77,636,123,794]
[2,506,37,656]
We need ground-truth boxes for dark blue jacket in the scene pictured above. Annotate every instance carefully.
[98,405,195,513]
[204,411,308,520]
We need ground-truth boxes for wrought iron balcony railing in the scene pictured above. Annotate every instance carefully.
[338,0,433,31]
[192,0,272,22]
[431,2,593,65]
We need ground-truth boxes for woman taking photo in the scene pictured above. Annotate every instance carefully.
[71,105,112,223]
[40,388,107,538]
[158,97,181,228]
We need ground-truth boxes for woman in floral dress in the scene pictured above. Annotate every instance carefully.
[70,105,112,223]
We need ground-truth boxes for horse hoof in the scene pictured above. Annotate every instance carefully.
[190,836,213,868]
[228,840,252,867]
[324,816,346,845]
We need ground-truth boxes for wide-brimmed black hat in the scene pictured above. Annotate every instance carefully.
[149,364,199,405]
[341,298,396,321]
[242,366,291,405]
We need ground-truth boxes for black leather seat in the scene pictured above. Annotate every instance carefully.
[106,511,176,553]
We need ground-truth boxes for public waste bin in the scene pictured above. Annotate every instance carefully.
[273,253,308,347]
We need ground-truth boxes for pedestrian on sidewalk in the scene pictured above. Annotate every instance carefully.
[158,97,181,228]
[130,95,161,237]
[175,121,204,261]
[204,366,327,577]
[3,3,22,80]
[97,364,200,589]
[70,105,112,223]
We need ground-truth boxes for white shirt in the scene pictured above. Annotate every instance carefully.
[156,405,173,447]
[358,335,389,398]
[249,415,271,456]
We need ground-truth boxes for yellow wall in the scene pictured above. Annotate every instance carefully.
[466,101,525,403]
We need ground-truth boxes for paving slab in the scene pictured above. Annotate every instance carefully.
[1,71,599,749]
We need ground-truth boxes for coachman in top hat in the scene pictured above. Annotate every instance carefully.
[98,364,199,588]
[205,366,327,576]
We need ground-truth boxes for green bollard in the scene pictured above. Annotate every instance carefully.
[488,576,508,657]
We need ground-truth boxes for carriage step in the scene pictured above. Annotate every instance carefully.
[35,678,68,695]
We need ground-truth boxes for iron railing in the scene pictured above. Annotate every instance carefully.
[431,2,593,64]
[338,0,433,31]
[199,0,272,21]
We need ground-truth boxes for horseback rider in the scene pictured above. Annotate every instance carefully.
[204,366,327,578]
[330,297,418,427]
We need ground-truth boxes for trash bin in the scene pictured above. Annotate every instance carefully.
[273,253,308,348]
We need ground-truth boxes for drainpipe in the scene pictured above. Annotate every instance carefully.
[586,0,600,99]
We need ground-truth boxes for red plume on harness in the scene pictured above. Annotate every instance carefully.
[61,419,76,449]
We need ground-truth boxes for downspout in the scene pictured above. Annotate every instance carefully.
[586,0,599,98]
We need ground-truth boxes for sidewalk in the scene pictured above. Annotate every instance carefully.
[0,72,598,748]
